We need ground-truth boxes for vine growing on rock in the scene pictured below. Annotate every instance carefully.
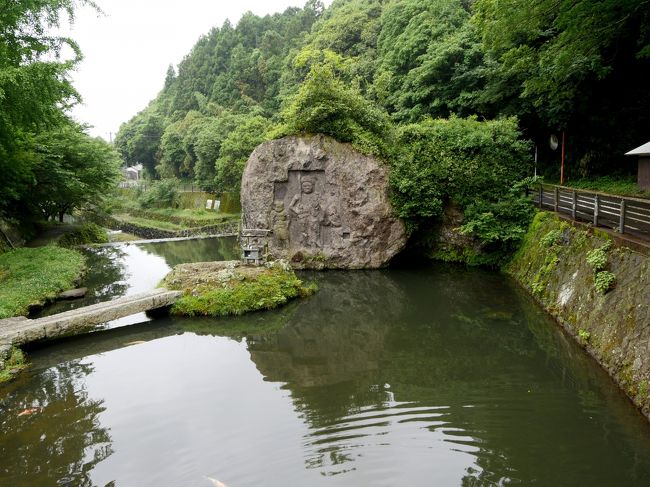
[586,241,616,294]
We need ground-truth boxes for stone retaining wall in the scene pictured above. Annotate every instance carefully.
[507,212,650,419]
[92,214,239,239]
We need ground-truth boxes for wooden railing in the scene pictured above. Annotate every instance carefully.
[532,184,650,239]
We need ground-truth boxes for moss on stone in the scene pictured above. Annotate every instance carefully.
[0,347,28,383]
[507,210,650,419]
[163,260,316,317]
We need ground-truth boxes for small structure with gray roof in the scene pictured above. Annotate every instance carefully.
[626,141,650,190]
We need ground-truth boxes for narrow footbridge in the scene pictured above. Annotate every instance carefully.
[0,288,181,348]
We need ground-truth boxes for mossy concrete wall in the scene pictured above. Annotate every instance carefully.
[506,212,650,418]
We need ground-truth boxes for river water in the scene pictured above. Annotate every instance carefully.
[2,238,650,486]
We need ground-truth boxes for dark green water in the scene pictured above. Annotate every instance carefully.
[3,242,650,486]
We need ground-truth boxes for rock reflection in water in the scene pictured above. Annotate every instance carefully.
[243,266,650,484]
[249,271,403,388]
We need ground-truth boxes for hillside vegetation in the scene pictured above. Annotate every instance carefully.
[115,0,650,264]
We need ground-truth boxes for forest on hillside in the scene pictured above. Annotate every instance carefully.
[2,0,649,263]
[116,0,650,191]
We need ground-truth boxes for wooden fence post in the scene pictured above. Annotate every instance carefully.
[572,190,577,220]
[554,187,559,212]
[593,194,599,226]
[619,199,626,234]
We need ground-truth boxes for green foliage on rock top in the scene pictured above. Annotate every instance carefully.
[0,246,86,318]
[274,54,394,157]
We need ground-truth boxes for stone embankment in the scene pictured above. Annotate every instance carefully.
[507,212,650,419]
[92,214,239,240]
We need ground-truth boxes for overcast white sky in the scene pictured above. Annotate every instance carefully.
[61,0,331,140]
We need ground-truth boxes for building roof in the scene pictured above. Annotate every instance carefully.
[626,141,650,156]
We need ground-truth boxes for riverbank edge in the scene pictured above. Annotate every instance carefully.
[0,247,86,319]
[91,213,240,240]
[505,211,650,420]
[0,247,86,383]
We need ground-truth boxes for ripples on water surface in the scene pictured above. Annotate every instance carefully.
[3,251,650,486]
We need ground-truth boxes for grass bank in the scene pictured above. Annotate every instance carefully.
[164,261,316,317]
[562,176,650,198]
[0,246,86,318]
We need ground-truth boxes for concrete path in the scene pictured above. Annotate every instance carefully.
[0,288,181,347]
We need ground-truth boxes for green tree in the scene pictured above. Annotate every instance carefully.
[0,0,95,220]
[31,123,121,221]
[194,112,242,189]
[473,0,650,174]
[214,115,270,192]
[115,111,165,178]
[374,0,477,121]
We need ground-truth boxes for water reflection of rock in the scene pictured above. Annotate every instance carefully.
[248,271,405,388]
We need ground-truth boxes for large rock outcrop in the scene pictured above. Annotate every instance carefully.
[240,135,406,268]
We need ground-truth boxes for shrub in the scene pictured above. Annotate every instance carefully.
[137,178,181,209]
[594,271,616,294]
[390,117,534,249]
[540,229,562,247]
[58,223,108,247]
[586,247,608,272]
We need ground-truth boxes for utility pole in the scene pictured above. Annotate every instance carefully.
[560,130,566,186]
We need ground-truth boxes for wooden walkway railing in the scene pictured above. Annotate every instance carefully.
[532,185,650,240]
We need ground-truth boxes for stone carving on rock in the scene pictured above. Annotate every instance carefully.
[240,135,407,269]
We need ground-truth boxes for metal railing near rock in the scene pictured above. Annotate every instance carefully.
[532,184,650,240]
